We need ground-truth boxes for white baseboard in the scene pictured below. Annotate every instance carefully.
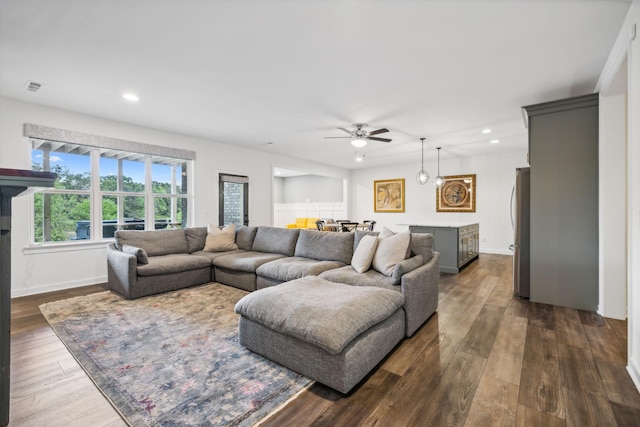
[479,248,514,256]
[12,276,107,298]
[627,362,640,394]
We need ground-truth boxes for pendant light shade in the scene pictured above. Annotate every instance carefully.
[435,147,444,186]
[416,137,430,185]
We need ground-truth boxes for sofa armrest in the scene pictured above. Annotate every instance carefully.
[106,242,138,298]
[400,251,440,337]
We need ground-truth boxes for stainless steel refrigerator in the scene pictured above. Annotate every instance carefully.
[510,167,530,299]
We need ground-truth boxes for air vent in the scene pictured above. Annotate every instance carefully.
[25,81,43,92]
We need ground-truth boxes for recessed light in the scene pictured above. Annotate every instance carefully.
[122,93,139,102]
[481,129,491,134]
[355,156,363,162]
[490,139,500,144]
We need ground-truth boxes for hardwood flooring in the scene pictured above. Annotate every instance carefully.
[7,254,640,426]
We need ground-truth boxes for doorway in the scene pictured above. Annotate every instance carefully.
[219,173,249,226]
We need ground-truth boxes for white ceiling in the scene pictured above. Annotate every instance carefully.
[0,0,631,169]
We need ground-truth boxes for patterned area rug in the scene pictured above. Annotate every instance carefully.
[39,283,312,426]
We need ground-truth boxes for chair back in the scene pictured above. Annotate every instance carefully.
[340,222,359,232]
[363,220,376,231]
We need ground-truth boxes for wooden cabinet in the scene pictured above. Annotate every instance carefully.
[409,223,479,274]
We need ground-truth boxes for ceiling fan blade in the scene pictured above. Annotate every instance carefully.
[368,128,389,136]
[337,127,354,135]
[368,137,392,143]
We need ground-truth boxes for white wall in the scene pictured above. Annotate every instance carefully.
[0,97,349,296]
[599,93,627,320]
[597,0,640,392]
[625,2,640,392]
[350,151,528,254]
[280,175,343,203]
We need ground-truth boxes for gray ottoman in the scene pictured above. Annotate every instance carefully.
[233,276,405,394]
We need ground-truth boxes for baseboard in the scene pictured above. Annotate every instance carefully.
[11,276,107,298]
[627,361,640,394]
[479,249,513,256]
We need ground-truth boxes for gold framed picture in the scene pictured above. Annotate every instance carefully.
[436,174,476,212]
[374,178,405,212]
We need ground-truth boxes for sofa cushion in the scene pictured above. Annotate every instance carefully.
[115,229,189,256]
[294,229,354,264]
[185,227,207,253]
[135,254,212,276]
[319,265,400,287]
[392,255,424,279]
[235,225,258,251]
[252,227,299,256]
[234,276,405,354]
[213,251,286,273]
[191,249,246,262]
[351,234,378,273]
[407,232,434,264]
[204,224,239,252]
[256,257,346,282]
[372,228,411,276]
[121,245,149,264]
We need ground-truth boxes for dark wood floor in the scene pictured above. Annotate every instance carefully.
[8,254,640,426]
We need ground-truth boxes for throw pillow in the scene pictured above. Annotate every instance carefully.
[372,228,410,277]
[204,223,239,252]
[121,245,149,264]
[351,234,379,273]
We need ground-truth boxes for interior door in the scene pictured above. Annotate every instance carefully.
[219,173,249,226]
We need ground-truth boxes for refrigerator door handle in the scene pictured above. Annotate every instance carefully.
[510,184,515,231]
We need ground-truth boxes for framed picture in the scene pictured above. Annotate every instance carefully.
[436,174,476,212]
[374,178,405,212]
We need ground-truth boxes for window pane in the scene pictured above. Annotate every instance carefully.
[154,196,187,229]
[31,140,90,190]
[99,154,145,192]
[33,193,90,242]
[222,181,245,226]
[100,195,146,237]
[123,195,145,222]
[152,157,188,195]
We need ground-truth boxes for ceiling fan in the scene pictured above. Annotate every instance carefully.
[324,123,391,148]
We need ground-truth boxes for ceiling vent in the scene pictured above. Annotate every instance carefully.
[25,81,43,92]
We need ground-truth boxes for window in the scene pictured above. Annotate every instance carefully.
[27,124,194,243]
[219,173,249,226]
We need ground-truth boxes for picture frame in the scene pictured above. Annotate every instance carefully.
[374,178,405,213]
[436,174,476,213]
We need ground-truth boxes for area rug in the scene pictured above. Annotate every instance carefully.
[39,283,313,426]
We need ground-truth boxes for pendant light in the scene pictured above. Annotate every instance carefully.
[435,147,445,187]
[416,137,430,185]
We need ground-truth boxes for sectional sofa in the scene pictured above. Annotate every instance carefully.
[106,225,439,337]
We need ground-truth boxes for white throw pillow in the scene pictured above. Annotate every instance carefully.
[204,223,238,252]
[372,228,410,277]
[351,235,379,273]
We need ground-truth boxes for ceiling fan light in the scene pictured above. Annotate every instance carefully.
[351,138,367,148]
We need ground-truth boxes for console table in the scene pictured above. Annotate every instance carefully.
[1,168,56,426]
[409,223,479,274]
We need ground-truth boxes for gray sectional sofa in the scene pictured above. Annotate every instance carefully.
[106,225,440,337]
